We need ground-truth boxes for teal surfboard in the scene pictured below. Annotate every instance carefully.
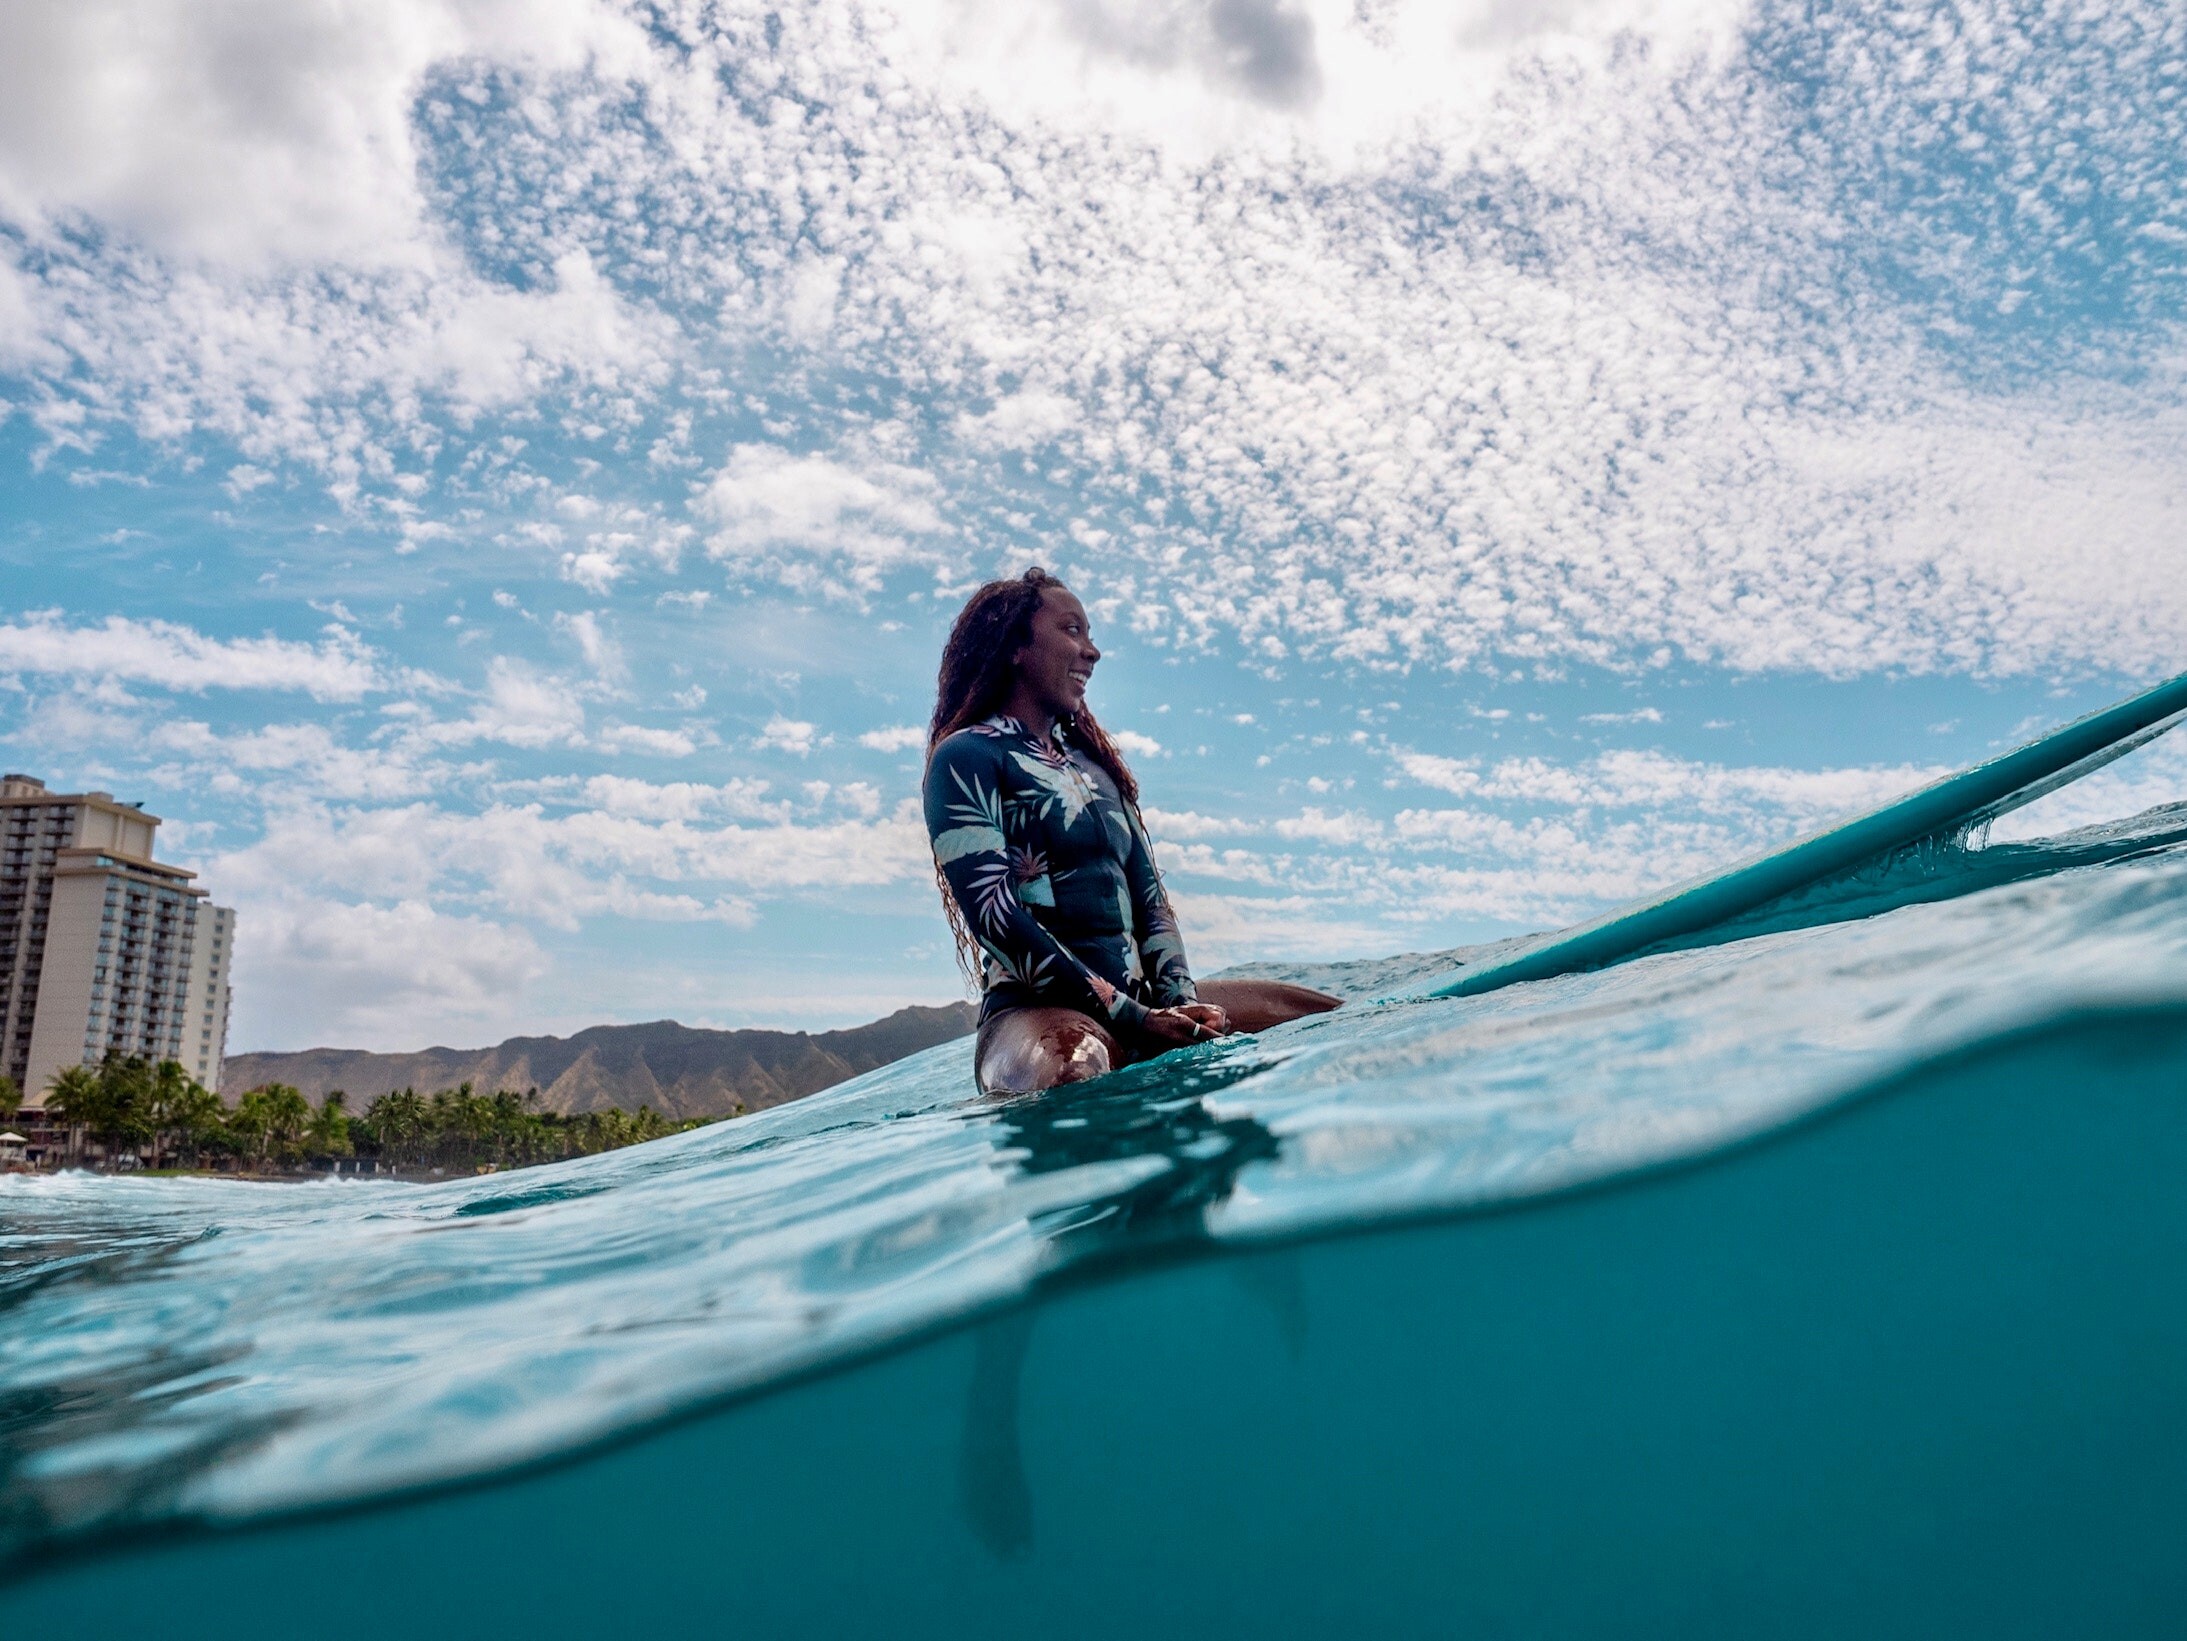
[1424,669,2187,1000]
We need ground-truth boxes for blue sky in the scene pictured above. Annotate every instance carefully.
[2,0,2183,1052]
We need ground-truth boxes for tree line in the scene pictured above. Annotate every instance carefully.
[2,1053,728,1175]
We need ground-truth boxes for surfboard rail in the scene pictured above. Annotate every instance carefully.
[1420,669,2187,1001]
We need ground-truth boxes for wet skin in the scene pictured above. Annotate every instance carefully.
[974,979,1343,1096]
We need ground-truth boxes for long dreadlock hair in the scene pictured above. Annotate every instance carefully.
[926,566,1141,987]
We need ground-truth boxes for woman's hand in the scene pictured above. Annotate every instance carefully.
[1142,1003,1232,1045]
[1175,1001,1231,1035]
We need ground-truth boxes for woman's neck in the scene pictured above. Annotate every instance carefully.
[998,684,1059,742]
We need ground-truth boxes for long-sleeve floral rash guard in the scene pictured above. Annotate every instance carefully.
[924,714,1197,1034]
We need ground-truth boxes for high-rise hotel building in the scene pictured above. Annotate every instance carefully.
[0,774,236,1104]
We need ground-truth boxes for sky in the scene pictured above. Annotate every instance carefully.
[2,0,2183,1053]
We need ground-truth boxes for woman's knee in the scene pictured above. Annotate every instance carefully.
[1044,1028,1114,1086]
[977,1010,1118,1094]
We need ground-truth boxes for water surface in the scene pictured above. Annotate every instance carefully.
[5,803,2187,1633]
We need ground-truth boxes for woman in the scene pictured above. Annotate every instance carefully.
[924,567,1340,1093]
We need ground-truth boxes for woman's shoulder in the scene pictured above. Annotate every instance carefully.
[933,717,1025,758]
[925,718,1020,783]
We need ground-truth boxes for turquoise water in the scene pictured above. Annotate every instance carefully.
[7,803,2187,1634]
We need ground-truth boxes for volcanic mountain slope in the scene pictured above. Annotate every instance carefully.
[221,1004,978,1120]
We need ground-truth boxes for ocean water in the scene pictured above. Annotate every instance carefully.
[6,801,2187,1636]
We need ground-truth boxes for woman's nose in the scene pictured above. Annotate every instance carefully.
[1084,639,1101,663]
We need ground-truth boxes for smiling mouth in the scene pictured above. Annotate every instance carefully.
[1067,668,1092,689]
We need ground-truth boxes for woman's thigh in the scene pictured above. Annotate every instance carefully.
[974,1007,1124,1094]
[1194,978,1342,1034]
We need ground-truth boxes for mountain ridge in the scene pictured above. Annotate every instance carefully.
[220,1004,979,1120]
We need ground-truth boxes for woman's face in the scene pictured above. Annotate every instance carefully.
[1013,588,1101,719]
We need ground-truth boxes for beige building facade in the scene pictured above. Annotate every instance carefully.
[181,903,237,1090]
[1,774,237,1105]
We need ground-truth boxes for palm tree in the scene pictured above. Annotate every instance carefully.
[453,1082,495,1161]
[306,1093,353,1163]
[43,1063,101,1167]
[363,1088,428,1169]
[93,1054,155,1165]
[570,1107,632,1155]
[260,1085,311,1167]
[229,1084,308,1170]
[167,1082,226,1168]
[142,1059,198,1171]
[0,1072,20,1123]
[225,1087,269,1167]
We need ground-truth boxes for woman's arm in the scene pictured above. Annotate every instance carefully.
[926,736,1154,1035]
[1121,802,1198,1009]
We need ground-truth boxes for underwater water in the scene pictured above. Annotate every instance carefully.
[6,802,2187,1636]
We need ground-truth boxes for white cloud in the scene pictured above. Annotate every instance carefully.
[1143,805,1252,839]
[406,657,586,749]
[0,0,652,268]
[833,780,885,818]
[415,251,673,416]
[224,463,274,499]
[5,232,672,534]
[782,254,844,344]
[954,387,1078,450]
[550,497,695,595]
[1169,891,1392,969]
[1393,753,1473,794]
[1395,747,1943,826]
[212,796,929,934]
[152,719,445,803]
[1158,841,1291,886]
[693,445,949,592]
[0,249,61,370]
[755,714,823,756]
[595,722,700,758]
[573,774,784,822]
[1271,805,1380,845]
[859,724,928,752]
[1140,731,2017,965]
[561,552,624,594]
[908,0,1747,151]
[553,609,624,683]
[7,0,2183,680]
[227,895,550,1051]
[0,613,387,699]
[1156,797,1769,941]
[1112,729,1165,758]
